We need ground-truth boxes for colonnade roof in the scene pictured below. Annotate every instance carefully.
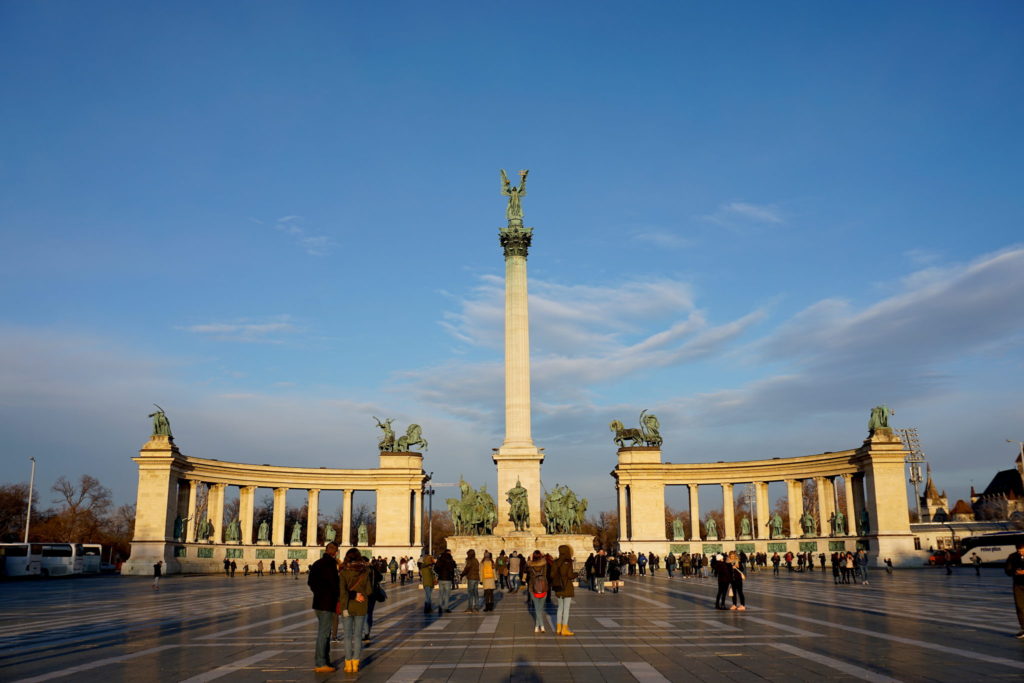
[156,453,427,490]
[614,448,863,484]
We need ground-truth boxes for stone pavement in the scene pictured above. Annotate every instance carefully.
[1,566,1023,681]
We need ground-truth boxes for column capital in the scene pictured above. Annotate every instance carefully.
[499,224,533,258]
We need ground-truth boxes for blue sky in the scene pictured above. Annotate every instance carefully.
[1,2,1022,516]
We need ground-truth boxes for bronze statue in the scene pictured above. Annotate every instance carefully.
[500,169,528,222]
[768,511,784,539]
[357,522,368,546]
[672,518,685,541]
[323,524,336,543]
[834,509,846,535]
[610,410,663,447]
[374,416,396,452]
[148,404,172,437]
[257,519,270,542]
[290,522,303,545]
[225,518,241,543]
[704,515,718,540]
[507,478,530,531]
[868,405,892,433]
[396,423,429,452]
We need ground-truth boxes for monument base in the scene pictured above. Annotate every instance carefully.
[445,533,595,561]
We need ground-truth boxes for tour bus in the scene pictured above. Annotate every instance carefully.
[0,543,104,577]
[960,531,1024,565]
[0,543,42,577]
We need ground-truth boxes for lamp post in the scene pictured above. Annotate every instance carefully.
[425,472,434,556]
[24,457,36,544]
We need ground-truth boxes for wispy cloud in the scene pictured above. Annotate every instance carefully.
[702,201,784,228]
[274,216,336,256]
[179,316,299,343]
[632,230,694,249]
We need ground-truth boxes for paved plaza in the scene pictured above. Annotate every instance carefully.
[1,567,1022,682]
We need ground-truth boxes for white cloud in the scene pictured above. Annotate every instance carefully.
[179,317,299,343]
[702,201,784,228]
[273,216,335,256]
[632,230,694,249]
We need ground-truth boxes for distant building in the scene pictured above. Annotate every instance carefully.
[970,450,1024,522]
[919,465,949,522]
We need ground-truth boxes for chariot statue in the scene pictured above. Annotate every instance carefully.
[610,409,663,448]
[373,416,396,452]
[396,423,428,452]
[868,405,893,433]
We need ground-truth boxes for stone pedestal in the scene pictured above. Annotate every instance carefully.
[492,448,544,536]
[122,435,186,576]
[445,533,594,562]
[858,428,919,567]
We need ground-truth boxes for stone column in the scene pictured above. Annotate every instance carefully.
[815,477,829,536]
[857,429,917,565]
[186,480,199,543]
[688,484,701,541]
[852,474,866,534]
[342,489,353,546]
[413,489,423,548]
[617,484,628,542]
[175,480,190,523]
[842,473,857,536]
[272,487,287,546]
[239,485,256,545]
[786,479,802,537]
[722,483,735,540]
[121,435,186,575]
[754,482,770,540]
[306,489,320,547]
[208,484,225,544]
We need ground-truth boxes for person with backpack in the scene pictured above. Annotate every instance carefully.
[480,551,497,611]
[552,545,576,636]
[419,554,436,614]
[434,549,456,614]
[526,550,550,632]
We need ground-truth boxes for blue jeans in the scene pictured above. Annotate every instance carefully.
[423,584,434,608]
[530,595,546,628]
[313,610,333,667]
[595,577,605,592]
[556,596,572,625]
[509,573,519,591]
[342,614,365,661]
[466,579,480,610]
[858,565,869,583]
[438,580,452,610]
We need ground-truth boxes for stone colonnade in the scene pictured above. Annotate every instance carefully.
[122,435,427,575]
[613,429,917,566]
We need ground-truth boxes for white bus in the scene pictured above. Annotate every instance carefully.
[0,543,41,577]
[0,543,104,577]
[960,531,1024,566]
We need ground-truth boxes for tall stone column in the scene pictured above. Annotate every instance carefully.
[342,489,353,546]
[688,484,701,541]
[272,487,287,546]
[859,430,915,561]
[722,483,735,540]
[122,434,186,575]
[186,480,199,543]
[842,473,857,536]
[208,484,226,544]
[786,479,802,537]
[754,481,770,540]
[306,489,320,547]
[413,489,423,548]
[239,485,256,545]
[493,217,544,535]
[617,484,628,542]
[815,477,829,536]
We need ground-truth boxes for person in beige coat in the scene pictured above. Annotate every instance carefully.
[481,551,497,611]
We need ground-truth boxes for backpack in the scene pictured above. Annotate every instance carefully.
[531,568,549,597]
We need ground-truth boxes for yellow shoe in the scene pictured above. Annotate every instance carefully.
[556,624,563,635]
[352,660,360,673]
[562,628,575,636]
[343,660,352,673]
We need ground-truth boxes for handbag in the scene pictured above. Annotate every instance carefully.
[374,582,387,602]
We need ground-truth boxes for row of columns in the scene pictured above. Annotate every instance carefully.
[622,473,866,542]
[178,481,422,547]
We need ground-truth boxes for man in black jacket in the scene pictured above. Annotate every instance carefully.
[1005,542,1024,639]
[435,550,457,614]
[307,542,340,672]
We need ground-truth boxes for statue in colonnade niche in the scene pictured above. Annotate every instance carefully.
[507,478,530,531]
[768,511,784,539]
[739,515,752,538]
[225,518,241,543]
[373,416,396,452]
[672,518,685,541]
[800,511,816,536]
[290,522,303,545]
[858,508,870,535]
[323,524,336,544]
[197,517,212,542]
[704,515,718,540]
[173,515,190,542]
[148,404,172,437]
[257,519,270,542]
[357,522,368,546]
[834,509,847,535]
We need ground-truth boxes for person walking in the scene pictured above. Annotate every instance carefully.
[419,554,436,613]
[481,551,497,611]
[527,550,550,632]
[269,560,276,575]
[338,547,371,673]
[593,549,608,593]
[461,549,481,613]
[230,560,237,577]
[1004,541,1024,639]
[771,552,780,576]
[855,548,869,585]
[362,555,384,643]
[637,552,647,576]
[399,557,408,585]
[307,542,340,674]
[223,558,231,577]
[666,552,676,578]
[388,556,398,583]
[553,545,575,636]
[435,549,456,614]
[584,553,595,591]
[508,552,522,592]
[497,550,509,591]
[256,559,264,577]
[152,560,162,591]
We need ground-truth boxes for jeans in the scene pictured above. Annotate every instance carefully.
[858,565,869,583]
[530,595,546,628]
[556,596,572,625]
[466,579,480,610]
[341,614,365,661]
[423,585,433,608]
[314,609,333,667]
[595,577,605,593]
[509,573,519,591]
[438,580,452,610]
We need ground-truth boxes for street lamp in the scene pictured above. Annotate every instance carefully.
[24,457,36,544]
[897,428,926,523]
[425,472,434,555]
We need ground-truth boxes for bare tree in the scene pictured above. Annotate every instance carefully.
[49,475,112,541]
[0,483,38,542]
